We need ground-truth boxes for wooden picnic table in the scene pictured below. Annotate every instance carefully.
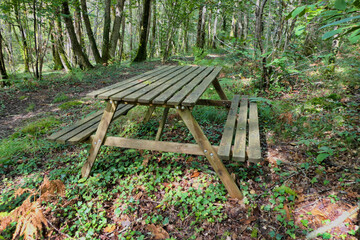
[81,65,244,199]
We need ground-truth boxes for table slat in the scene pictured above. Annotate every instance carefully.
[182,67,222,106]
[86,66,167,98]
[160,67,213,105]
[137,66,200,104]
[98,66,178,99]
[248,102,261,162]
[110,66,182,101]
[122,66,190,102]
[232,97,248,161]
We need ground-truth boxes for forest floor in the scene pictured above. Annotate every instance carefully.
[0,50,359,240]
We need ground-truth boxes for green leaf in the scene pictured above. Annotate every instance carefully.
[335,0,347,10]
[292,6,306,18]
[78,178,87,183]
[349,33,360,43]
[316,153,329,163]
[322,29,342,39]
[320,15,360,29]
[354,0,360,8]
[295,26,306,36]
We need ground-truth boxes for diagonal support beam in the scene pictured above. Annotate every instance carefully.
[177,108,243,200]
[212,78,228,100]
[81,100,118,178]
[155,107,169,141]
[144,106,156,123]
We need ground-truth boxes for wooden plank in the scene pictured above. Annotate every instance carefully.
[89,136,220,156]
[182,67,222,106]
[47,109,104,141]
[177,108,243,200]
[212,78,228,100]
[138,66,201,104]
[97,66,179,100]
[81,101,118,178]
[218,95,240,160]
[163,67,214,105]
[86,66,167,98]
[155,107,169,141]
[247,102,261,163]
[67,105,134,143]
[196,99,232,107]
[109,66,183,101]
[233,97,248,162]
[122,66,190,102]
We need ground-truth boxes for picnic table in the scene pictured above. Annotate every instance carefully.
[48,65,262,200]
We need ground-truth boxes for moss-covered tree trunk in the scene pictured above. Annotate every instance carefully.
[133,0,151,62]
[101,0,111,64]
[109,0,126,58]
[0,31,9,86]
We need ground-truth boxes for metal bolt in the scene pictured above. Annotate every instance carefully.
[110,100,113,104]
[98,139,101,143]
[175,106,179,109]
[94,141,97,145]
[210,153,213,156]
[181,106,185,110]
[204,149,207,153]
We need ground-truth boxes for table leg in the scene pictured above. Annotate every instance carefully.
[212,78,228,100]
[81,100,118,178]
[144,106,156,123]
[177,108,243,200]
[155,107,169,141]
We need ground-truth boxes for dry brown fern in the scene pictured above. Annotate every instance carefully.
[0,177,65,240]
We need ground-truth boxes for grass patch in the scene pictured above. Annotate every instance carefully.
[53,92,70,103]
[59,100,83,110]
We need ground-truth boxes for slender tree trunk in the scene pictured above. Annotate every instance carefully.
[220,13,226,46]
[80,0,102,64]
[54,12,72,71]
[150,0,156,58]
[0,31,9,85]
[133,0,151,62]
[33,0,40,79]
[51,33,64,70]
[196,5,206,49]
[212,6,220,49]
[110,0,126,58]
[14,2,30,73]
[62,0,93,69]
[101,0,112,63]
[119,15,126,62]
[129,3,133,58]
[74,0,84,50]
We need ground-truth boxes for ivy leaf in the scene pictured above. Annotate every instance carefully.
[335,0,347,10]
[322,29,342,40]
[316,153,329,163]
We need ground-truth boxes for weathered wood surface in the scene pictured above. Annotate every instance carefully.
[248,102,261,163]
[87,66,223,107]
[48,104,133,143]
[81,101,119,178]
[90,136,220,156]
[155,107,169,141]
[177,107,243,200]
[218,95,239,160]
[233,97,248,161]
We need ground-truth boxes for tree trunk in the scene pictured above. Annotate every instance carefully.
[118,14,126,62]
[80,0,102,64]
[133,0,151,62]
[212,6,220,49]
[196,5,206,49]
[74,0,84,51]
[0,31,9,85]
[150,0,156,58]
[62,0,93,69]
[129,3,133,58]
[110,0,126,58]
[54,11,72,71]
[101,0,112,63]
[51,33,64,70]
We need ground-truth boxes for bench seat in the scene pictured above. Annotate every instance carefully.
[48,104,134,144]
[218,95,261,163]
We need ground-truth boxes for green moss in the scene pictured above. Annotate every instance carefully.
[19,116,60,136]
[59,100,83,110]
[53,92,70,103]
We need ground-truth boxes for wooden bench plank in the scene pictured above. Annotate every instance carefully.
[66,105,134,143]
[138,66,201,104]
[233,97,248,162]
[122,66,190,102]
[218,95,240,160]
[86,66,167,98]
[109,66,182,101]
[163,67,213,105]
[181,67,222,106]
[248,102,261,163]
[97,66,179,100]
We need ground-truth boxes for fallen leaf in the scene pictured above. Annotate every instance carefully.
[146,224,169,239]
[104,224,116,233]
[240,216,256,224]
[191,170,200,178]
[284,204,291,221]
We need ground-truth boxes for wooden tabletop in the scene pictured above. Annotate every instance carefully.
[87,65,222,107]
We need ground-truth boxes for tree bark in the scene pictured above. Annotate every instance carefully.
[54,11,72,71]
[149,0,156,58]
[196,5,206,49]
[118,14,126,62]
[62,0,93,69]
[80,0,102,64]
[133,0,151,62]
[212,6,220,49]
[0,31,9,85]
[101,0,112,63]
[110,0,126,58]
